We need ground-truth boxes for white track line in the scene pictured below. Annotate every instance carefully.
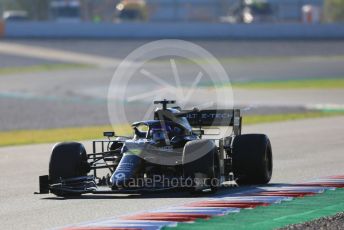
[0,42,120,68]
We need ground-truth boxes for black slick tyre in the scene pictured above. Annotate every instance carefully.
[232,134,273,185]
[49,142,89,196]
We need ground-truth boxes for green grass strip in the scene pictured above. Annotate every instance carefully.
[232,78,344,89]
[153,55,344,65]
[165,189,344,230]
[217,55,344,64]
[243,111,344,125]
[0,63,92,75]
[0,112,343,147]
[0,124,131,147]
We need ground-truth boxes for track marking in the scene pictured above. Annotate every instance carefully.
[0,42,119,68]
[60,176,344,230]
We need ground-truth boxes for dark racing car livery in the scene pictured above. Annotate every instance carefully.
[39,100,273,196]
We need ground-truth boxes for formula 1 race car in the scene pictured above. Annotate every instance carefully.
[38,100,273,196]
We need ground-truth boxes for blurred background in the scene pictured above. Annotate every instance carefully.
[0,0,344,146]
[0,0,343,23]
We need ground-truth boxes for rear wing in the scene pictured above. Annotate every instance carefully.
[154,107,242,138]
[181,109,242,137]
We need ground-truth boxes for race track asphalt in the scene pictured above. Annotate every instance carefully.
[0,57,344,130]
[0,116,343,230]
[6,39,344,59]
[1,39,344,130]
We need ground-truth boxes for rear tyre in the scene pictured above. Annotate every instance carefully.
[232,134,273,185]
[182,140,220,194]
[49,142,90,196]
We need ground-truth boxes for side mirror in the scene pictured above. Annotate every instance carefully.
[103,131,115,138]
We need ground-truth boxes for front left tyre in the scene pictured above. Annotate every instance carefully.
[49,142,90,196]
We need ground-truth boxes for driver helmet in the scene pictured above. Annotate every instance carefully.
[150,128,165,142]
